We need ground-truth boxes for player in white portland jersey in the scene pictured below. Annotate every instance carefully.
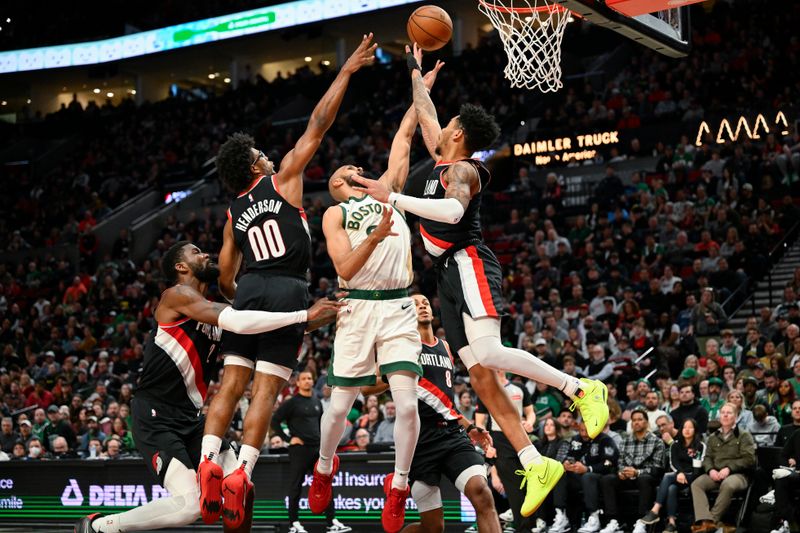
[309,60,444,533]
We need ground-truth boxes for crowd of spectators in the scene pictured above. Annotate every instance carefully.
[1,0,800,531]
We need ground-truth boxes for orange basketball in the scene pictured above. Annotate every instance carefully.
[407,5,453,51]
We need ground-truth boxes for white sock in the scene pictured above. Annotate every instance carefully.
[201,434,222,463]
[561,376,582,399]
[470,335,582,400]
[318,387,359,475]
[237,444,260,479]
[388,371,420,491]
[518,444,543,468]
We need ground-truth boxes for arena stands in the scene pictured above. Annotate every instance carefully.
[2,0,800,530]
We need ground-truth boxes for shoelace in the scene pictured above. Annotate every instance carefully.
[386,488,407,516]
[514,465,533,489]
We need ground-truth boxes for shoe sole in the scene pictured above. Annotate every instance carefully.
[198,466,223,524]
[581,380,609,439]
[221,477,251,530]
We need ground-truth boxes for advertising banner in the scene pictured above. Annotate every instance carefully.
[0,453,476,525]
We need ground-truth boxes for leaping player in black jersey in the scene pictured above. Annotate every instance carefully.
[352,43,610,519]
[74,241,344,533]
[363,293,501,533]
[198,34,377,530]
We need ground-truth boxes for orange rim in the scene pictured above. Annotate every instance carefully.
[478,0,569,14]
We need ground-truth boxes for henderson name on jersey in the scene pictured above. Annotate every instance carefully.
[227,174,311,275]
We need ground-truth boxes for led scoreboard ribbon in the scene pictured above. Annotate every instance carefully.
[0,0,420,74]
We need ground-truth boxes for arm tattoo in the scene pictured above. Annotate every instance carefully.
[444,163,478,210]
[412,73,438,124]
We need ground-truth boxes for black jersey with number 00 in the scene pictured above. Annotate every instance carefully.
[417,338,462,424]
[416,159,491,259]
[136,317,222,420]
[226,175,311,275]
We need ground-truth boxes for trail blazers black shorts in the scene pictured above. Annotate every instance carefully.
[435,243,505,352]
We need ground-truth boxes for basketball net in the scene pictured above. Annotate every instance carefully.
[478,0,571,93]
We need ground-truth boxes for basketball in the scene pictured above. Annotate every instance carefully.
[407,5,453,51]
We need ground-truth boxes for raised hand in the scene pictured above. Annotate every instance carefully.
[422,60,445,91]
[342,33,378,74]
[370,206,399,241]
[412,42,424,68]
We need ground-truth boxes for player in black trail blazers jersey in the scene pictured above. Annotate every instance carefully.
[74,241,343,533]
[198,34,377,530]
[352,43,610,518]
[364,293,500,533]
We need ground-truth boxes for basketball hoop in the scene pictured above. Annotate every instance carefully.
[478,0,572,93]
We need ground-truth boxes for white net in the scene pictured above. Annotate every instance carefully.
[478,0,571,93]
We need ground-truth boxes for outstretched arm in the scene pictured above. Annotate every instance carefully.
[351,160,478,223]
[158,285,344,334]
[408,43,442,159]
[380,60,444,192]
[274,34,378,206]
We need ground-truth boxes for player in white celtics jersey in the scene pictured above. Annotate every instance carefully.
[309,61,444,533]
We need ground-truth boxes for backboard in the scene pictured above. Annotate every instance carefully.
[557,0,691,58]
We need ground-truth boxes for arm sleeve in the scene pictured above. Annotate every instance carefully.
[388,192,465,224]
[217,306,307,334]
[702,439,714,472]
[639,439,665,476]
[589,362,614,382]
[476,400,489,415]
[555,440,570,463]
[521,387,532,408]
[591,436,619,475]
[781,431,795,464]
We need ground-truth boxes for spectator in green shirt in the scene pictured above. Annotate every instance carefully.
[31,408,50,443]
[718,329,743,367]
[532,380,563,420]
[701,378,726,420]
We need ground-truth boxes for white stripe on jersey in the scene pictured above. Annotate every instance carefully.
[453,249,489,317]
[421,234,447,257]
[417,387,460,421]
[153,328,204,410]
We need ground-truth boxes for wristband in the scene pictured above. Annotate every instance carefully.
[406,52,421,74]
[466,424,483,433]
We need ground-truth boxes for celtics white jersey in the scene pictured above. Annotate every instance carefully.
[338,195,413,290]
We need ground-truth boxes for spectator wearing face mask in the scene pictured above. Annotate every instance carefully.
[51,436,78,459]
[26,438,47,460]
